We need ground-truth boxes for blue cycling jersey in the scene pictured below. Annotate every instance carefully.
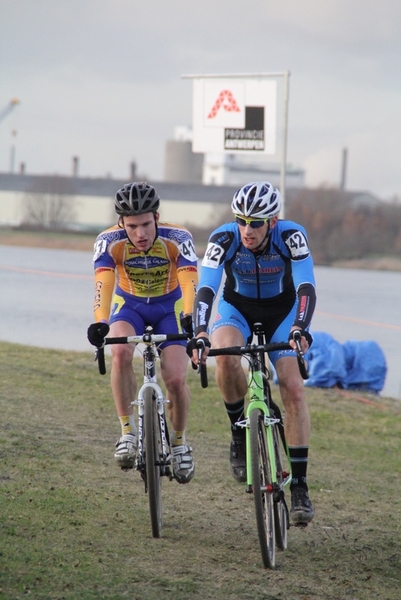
[194,219,316,337]
[200,220,315,298]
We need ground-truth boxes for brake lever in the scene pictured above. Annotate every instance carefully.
[196,338,208,388]
[292,330,309,380]
[292,330,304,356]
[95,344,106,375]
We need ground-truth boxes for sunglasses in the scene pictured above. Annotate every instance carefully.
[235,216,269,229]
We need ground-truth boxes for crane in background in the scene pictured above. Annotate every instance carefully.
[0,99,21,172]
[0,98,20,124]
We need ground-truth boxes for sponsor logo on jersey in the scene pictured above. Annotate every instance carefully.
[125,257,169,269]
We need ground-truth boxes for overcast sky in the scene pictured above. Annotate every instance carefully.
[1,0,400,199]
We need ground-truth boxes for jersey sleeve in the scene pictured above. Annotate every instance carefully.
[193,226,236,334]
[92,231,116,322]
[177,265,198,315]
[93,267,115,323]
[281,224,316,329]
[198,227,235,293]
[174,227,198,315]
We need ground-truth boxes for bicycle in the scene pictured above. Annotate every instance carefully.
[95,326,190,538]
[196,324,308,569]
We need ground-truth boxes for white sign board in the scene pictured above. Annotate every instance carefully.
[192,78,277,155]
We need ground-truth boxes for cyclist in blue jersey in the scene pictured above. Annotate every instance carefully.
[187,181,316,525]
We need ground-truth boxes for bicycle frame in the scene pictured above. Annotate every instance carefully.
[133,341,171,482]
[95,325,189,537]
[241,348,291,495]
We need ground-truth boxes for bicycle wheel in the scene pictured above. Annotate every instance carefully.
[144,387,163,538]
[272,424,289,550]
[249,408,275,569]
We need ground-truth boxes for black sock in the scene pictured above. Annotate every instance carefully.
[224,399,245,437]
[289,446,309,490]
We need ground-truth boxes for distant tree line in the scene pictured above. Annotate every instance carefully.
[286,188,401,264]
[19,178,401,265]
[22,176,76,229]
[190,188,401,265]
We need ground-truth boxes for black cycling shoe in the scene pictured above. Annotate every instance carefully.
[230,436,247,483]
[290,486,315,526]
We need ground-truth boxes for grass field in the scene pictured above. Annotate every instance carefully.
[1,341,400,599]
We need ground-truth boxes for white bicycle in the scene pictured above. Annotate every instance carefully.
[96,325,189,538]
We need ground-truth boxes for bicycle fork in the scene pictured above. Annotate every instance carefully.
[132,359,172,485]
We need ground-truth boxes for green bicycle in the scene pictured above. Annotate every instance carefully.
[197,324,308,569]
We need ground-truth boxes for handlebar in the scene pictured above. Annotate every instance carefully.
[207,341,291,357]
[104,333,189,346]
[197,337,309,388]
[94,330,190,375]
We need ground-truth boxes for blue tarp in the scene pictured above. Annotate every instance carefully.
[304,331,387,393]
[305,332,347,389]
[342,340,387,393]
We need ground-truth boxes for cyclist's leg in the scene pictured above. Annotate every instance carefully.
[269,309,311,449]
[160,343,190,433]
[153,293,190,435]
[210,300,249,402]
[109,292,146,465]
[156,296,194,483]
[274,357,310,446]
[269,312,314,524]
[109,319,137,415]
[211,302,250,482]
[160,344,194,483]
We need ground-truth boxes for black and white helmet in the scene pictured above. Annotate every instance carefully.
[114,182,160,216]
[231,181,282,219]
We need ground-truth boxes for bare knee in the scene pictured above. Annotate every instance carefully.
[164,372,187,397]
[111,344,134,370]
[216,354,241,374]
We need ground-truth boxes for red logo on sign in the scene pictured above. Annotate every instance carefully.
[207,90,241,119]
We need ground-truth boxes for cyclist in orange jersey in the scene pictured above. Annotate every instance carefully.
[87,182,198,483]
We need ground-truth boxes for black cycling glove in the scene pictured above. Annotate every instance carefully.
[180,314,194,338]
[186,337,211,358]
[186,337,211,370]
[288,329,313,347]
[87,322,110,347]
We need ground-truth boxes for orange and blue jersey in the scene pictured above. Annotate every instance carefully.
[92,223,198,324]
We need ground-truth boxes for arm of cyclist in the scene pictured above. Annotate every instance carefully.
[177,264,198,315]
[176,231,199,340]
[186,227,232,365]
[185,286,216,366]
[288,282,316,354]
[87,266,115,347]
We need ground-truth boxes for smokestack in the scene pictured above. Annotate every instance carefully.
[72,156,79,177]
[340,147,348,191]
[130,161,137,181]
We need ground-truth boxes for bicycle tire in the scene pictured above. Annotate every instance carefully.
[272,424,288,550]
[250,408,275,569]
[144,387,163,538]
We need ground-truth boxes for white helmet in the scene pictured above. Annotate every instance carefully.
[231,181,282,219]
